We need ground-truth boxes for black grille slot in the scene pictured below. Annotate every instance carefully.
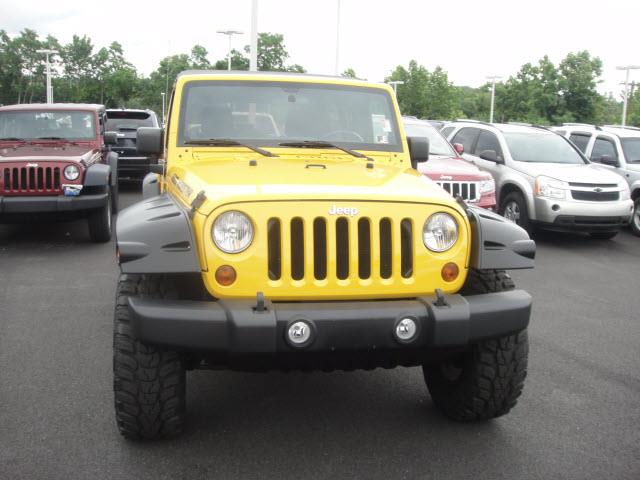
[400,219,413,278]
[470,183,477,200]
[336,218,349,280]
[2,169,9,191]
[358,218,371,279]
[12,168,19,189]
[571,190,619,202]
[379,218,392,279]
[20,167,27,189]
[53,167,60,189]
[290,218,305,280]
[313,218,327,280]
[267,219,281,280]
[442,183,451,194]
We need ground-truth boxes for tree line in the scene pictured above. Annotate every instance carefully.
[1,29,638,126]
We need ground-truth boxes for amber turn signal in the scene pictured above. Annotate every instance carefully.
[441,262,459,282]
[215,265,237,286]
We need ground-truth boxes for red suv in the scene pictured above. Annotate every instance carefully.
[0,103,119,242]
[403,117,496,209]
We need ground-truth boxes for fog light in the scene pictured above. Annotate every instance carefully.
[395,317,417,342]
[215,265,236,286]
[441,262,459,282]
[287,320,313,347]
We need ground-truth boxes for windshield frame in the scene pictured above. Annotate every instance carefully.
[503,131,588,165]
[177,80,403,153]
[0,109,97,141]
[620,137,640,163]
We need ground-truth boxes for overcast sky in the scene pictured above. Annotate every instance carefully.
[3,0,640,97]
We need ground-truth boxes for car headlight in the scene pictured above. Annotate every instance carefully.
[535,175,567,199]
[63,164,80,181]
[423,213,458,252]
[479,177,495,194]
[212,211,254,253]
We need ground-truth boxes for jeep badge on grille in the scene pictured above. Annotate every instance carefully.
[328,205,358,216]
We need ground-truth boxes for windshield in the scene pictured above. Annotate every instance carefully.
[106,111,156,131]
[621,138,640,163]
[178,81,401,152]
[503,132,585,164]
[403,121,455,156]
[0,110,96,140]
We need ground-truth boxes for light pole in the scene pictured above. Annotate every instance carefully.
[36,49,58,103]
[161,92,166,126]
[486,75,501,123]
[335,0,341,75]
[616,65,640,127]
[387,80,404,96]
[217,30,243,71]
[250,0,258,71]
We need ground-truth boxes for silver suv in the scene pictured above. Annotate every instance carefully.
[552,124,640,236]
[443,121,633,239]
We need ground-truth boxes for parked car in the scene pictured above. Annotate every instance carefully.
[112,71,535,439]
[0,103,118,242]
[553,123,640,236]
[105,108,159,181]
[443,120,633,239]
[403,117,496,209]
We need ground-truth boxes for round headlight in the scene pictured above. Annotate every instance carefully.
[423,213,458,252]
[212,211,254,253]
[63,164,80,181]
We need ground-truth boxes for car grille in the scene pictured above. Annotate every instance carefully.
[436,181,480,202]
[571,190,619,202]
[1,166,62,194]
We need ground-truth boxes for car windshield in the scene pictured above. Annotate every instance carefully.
[178,80,401,152]
[621,138,640,163]
[503,132,585,164]
[0,110,96,140]
[403,121,455,156]
[106,111,156,131]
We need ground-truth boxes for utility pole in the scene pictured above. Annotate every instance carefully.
[486,75,502,123]
[250,0,258,71]
[36,49,58,103]
[217,30,243,71]
[617,65,640,127]
[161,92,166,126]
[387,80,404,96]
[335,0,341,75]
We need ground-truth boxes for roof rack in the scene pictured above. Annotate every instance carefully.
[455,119,493,127]
[603,125,640,131]
[562,122,601,131]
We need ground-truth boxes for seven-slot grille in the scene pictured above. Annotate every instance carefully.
[267,216,414,282]
[436,181,479,202]
[2,165,62,194]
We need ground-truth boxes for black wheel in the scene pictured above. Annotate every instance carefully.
[631,198,640,237]
[500,191,533,235]
[88,187,112,242]
[423,269,528,421]
[589,231,618,240]
[113,274,186,440]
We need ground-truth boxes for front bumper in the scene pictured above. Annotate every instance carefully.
[533,196,633,229]
[128,290,532,353]
[0,193,108,214]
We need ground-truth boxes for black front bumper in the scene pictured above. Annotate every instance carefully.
[128,290,532,354]
[541,215,630,232]
[0,193,108,214]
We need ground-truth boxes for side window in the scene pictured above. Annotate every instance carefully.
[474,130,503,160]
[568,133,590,153]
[441,126,454,138]
[590,137,617,163]
[451,127,479,154]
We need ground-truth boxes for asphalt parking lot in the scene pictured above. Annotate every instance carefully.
[1,186,639,480]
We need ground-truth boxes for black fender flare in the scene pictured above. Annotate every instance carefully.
[83,163,111,186]
[467,206,535,270]
[116,193,201,274]
[106,151,118,187]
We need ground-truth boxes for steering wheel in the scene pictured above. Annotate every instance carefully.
[320,130,364,142]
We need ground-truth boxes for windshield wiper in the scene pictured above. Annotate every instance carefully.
[278,140,372,161]
[185,138,277,157]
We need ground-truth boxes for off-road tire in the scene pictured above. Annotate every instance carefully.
[88,187,112,242]
[500,191,533,235]
[630,198,640,237]
[113,274,186,440]
[589,231,618,240]
[423,269,528,421]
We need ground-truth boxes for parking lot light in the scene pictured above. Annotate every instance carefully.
[616,65,640,127]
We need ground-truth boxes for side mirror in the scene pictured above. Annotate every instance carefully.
[137,127,164,154]
[104,131,117,146]
[453,142,464,155]
[599,154,619,167]
[479,149,503,163]
[407,136,429,169]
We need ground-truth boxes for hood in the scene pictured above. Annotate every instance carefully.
[170,153,459,216]
[511,161,625,185]
[0,142,97,164]
[418,155,490,181]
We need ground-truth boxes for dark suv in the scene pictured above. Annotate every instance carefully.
[105,109,159,181]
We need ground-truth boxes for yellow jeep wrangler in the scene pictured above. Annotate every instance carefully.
[113,71,535,440]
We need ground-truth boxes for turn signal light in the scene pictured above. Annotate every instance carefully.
[441,262,459,282]
[215,265,237,286]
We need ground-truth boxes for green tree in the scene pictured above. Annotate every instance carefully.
[558,51,603,123]
[341,68,357,78]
